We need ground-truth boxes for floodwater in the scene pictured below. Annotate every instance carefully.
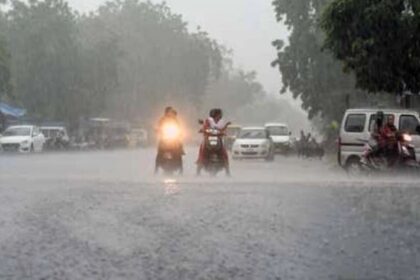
[0,148,419,279]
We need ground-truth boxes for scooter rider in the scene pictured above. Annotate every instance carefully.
[197,108,231,175]
[155,106,183,174]
[364,112,399,164]
[382,114,398,165]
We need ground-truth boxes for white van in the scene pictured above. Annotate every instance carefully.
[339,108,420,169]
[264,123,291,154]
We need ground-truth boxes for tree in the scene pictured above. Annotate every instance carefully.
[321,0,420,96]
[271,0,391,125]
[78,0,222,123]
[0,6,11,101]
[2,0,270,129]
[7,0,83,123]
[0,37,11,100]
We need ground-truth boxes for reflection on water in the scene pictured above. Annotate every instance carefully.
[163,178,180,195]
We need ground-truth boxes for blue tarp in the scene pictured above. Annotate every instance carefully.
[0,102,26,118]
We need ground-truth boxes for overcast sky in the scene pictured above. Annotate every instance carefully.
[68,0,289,95]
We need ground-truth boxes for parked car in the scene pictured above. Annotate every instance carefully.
[41,125,70,150]
[265,123,292,155]
[232,127,274,161]
[224,125,242,150]
[339,108,420,170]
[0,125,45,153]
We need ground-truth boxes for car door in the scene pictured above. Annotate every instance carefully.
[398,114,420,161]
[340,113,369,153]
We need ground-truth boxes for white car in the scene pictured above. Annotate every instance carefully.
[265,123,291,154]
[232,127,274,160]
[0,125,45,153]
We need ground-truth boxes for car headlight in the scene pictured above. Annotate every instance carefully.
[21,140,29,145]
[261,143,269,149]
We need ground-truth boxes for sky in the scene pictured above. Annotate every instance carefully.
[67,0,289,95]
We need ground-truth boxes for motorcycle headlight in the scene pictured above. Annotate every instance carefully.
[403,134,412,142]
[162,122,180,141]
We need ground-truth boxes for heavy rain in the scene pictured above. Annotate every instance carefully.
[0,0,420,279]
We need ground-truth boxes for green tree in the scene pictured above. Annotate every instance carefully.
[271,0,390,125]
[321,0,420,96]
[0,37,11,100]
[78,0,222,123]
[7,0,83,123]
[0,6,11,100]
[2,0,267,129]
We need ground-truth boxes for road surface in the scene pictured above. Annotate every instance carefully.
[0,148,419,279]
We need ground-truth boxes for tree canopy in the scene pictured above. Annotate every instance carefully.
[272,0,393,126]
[321,0,420,95]
[0,0,280,128]
[0,7,11,101]
[0,0,306,130]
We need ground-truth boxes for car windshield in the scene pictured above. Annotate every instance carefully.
[238,129,267,139]
[3,127,31,136]
[266,126,288,136]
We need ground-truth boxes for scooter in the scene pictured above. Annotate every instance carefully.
[156,121,183,175]
[197,120,230,176]
[361,132,419,172]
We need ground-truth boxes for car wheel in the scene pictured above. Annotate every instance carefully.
[345,157,364,176]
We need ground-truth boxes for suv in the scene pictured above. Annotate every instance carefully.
[339,108,420,169]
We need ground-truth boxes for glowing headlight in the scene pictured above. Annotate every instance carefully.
[162,122,180,141]
[403,134,412,142]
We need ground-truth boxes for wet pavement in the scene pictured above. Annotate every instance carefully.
[0,148,419,279]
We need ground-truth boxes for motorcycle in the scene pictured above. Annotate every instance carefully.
[361,132,419,172]
[197,120,230,176]
[156,121,183,175]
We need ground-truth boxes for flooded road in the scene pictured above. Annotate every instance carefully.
[0,148,419,279]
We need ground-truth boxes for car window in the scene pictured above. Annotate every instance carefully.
[344,114,366,133]
[238,130,268,139]
[3,127,31,136]
[266,126,289,136]
[399,115,419,134]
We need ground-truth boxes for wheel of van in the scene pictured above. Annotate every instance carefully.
[345,157,363,176]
